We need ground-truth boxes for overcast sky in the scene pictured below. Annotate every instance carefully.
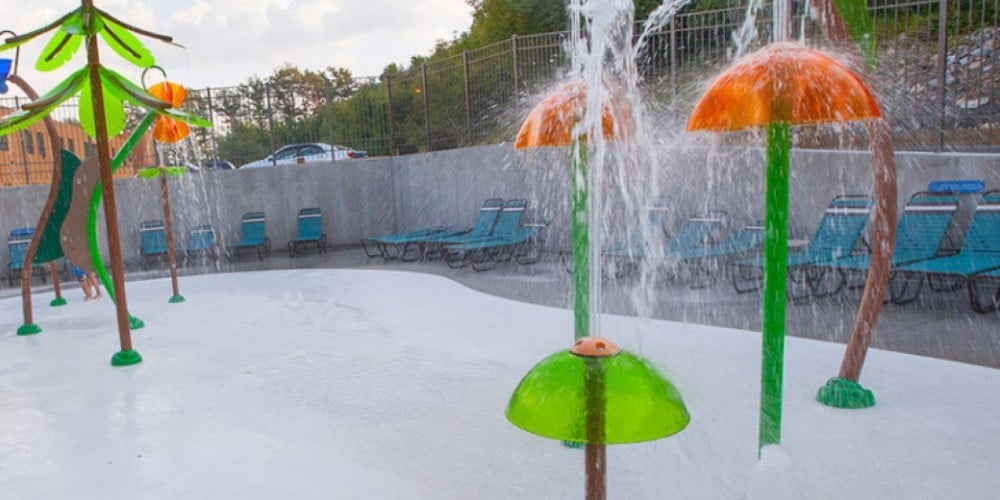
[0,0,473,90]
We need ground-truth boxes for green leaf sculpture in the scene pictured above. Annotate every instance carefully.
[0,3,203,138]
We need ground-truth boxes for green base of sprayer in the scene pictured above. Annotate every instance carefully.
[50,297,68,307]
[168,294,186,304]
[129,315,145,330]
[111,349,143,367]
[817,377,875,409]
[17,323,42,336]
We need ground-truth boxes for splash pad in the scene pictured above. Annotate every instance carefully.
[1,269,998,498]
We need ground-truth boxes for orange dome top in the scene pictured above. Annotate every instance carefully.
[514,82,624,149]
[687,42,881,131]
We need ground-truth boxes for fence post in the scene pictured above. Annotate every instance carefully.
[512,34,520,117]
[386,75,395,156]
[326,79,336,161]
[935,0,949,151]
[264,82,277,165]
[205,87,219,161]
[421,63,431,152]
[670,17,678,108]
[463,51,473,145]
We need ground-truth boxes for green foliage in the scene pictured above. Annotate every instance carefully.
[834,0,877,68]
[464,0,567,47]
[216,122,272,163]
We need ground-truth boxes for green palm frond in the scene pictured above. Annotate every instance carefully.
[0,69,86,136]
[164,166,187,177]
[36,17,84,72]
[0,8,80,52]
[80,75,126,138]
[95,7,175,45]
[158,107,213,129]
[136,168,162,179]
[99,15,154,67]
[99,66,170,110]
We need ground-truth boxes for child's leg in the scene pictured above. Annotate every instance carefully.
[80,278,94,300]
[90,274,102,298]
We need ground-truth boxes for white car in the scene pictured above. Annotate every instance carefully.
[239,143,366,169]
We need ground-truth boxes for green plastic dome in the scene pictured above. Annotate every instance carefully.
[506,348,689,444]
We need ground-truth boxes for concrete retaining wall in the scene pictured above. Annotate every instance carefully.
[1,144,998,271]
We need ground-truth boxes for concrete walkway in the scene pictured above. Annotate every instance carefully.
[4,246,998,369]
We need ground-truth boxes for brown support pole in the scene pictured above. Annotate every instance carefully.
[808,0,899,387]
[160,168,181,298]
[583,357,606,500]
[8,73,64,333]
[83,0,136,358]
[584,444,606,500]
[49,261,63,302]
[839,118,897,381]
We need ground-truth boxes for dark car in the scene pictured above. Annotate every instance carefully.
[200,159,237,171]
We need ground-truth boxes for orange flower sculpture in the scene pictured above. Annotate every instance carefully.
[147,81,190,143]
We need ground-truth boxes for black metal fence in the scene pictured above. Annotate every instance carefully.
[1,0,997,185]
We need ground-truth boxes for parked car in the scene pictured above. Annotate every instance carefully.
[178,159,236,173]
[239,143,366,169]
[199,159,237,171]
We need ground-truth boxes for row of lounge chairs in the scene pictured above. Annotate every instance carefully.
[4,208,325,284]
[600,209,747,282]
[363,198,546,271]
[7,187,999,312]
[569,186,1000,313]
[726,188,1000,313]
[138,208,326,268]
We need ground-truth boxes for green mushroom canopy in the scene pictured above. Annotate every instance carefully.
[506,349,689,444]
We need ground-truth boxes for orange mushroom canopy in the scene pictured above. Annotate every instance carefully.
[514,82,626,149]
[147,81,191,144]
[687,42,880,131]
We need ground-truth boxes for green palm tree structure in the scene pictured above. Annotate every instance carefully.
[0,0,208,366]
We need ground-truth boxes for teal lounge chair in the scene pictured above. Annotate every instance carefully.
[409,199,512,260]
[600,210,726,278]
[288,208,327,257]
[967,268,1000,313]
[7,228,48,286]
[362,198,503,261]
[889,189,1000,305]
[185,224,217,262]
[139,220,168,269]
[442,199,545,271]
[232,212,271,260]
[601,207,671,260]
[730,195,873,295]
[675,222,765,288]
[812,191,961,296]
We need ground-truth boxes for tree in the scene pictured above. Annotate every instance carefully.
[464,0,567,47]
